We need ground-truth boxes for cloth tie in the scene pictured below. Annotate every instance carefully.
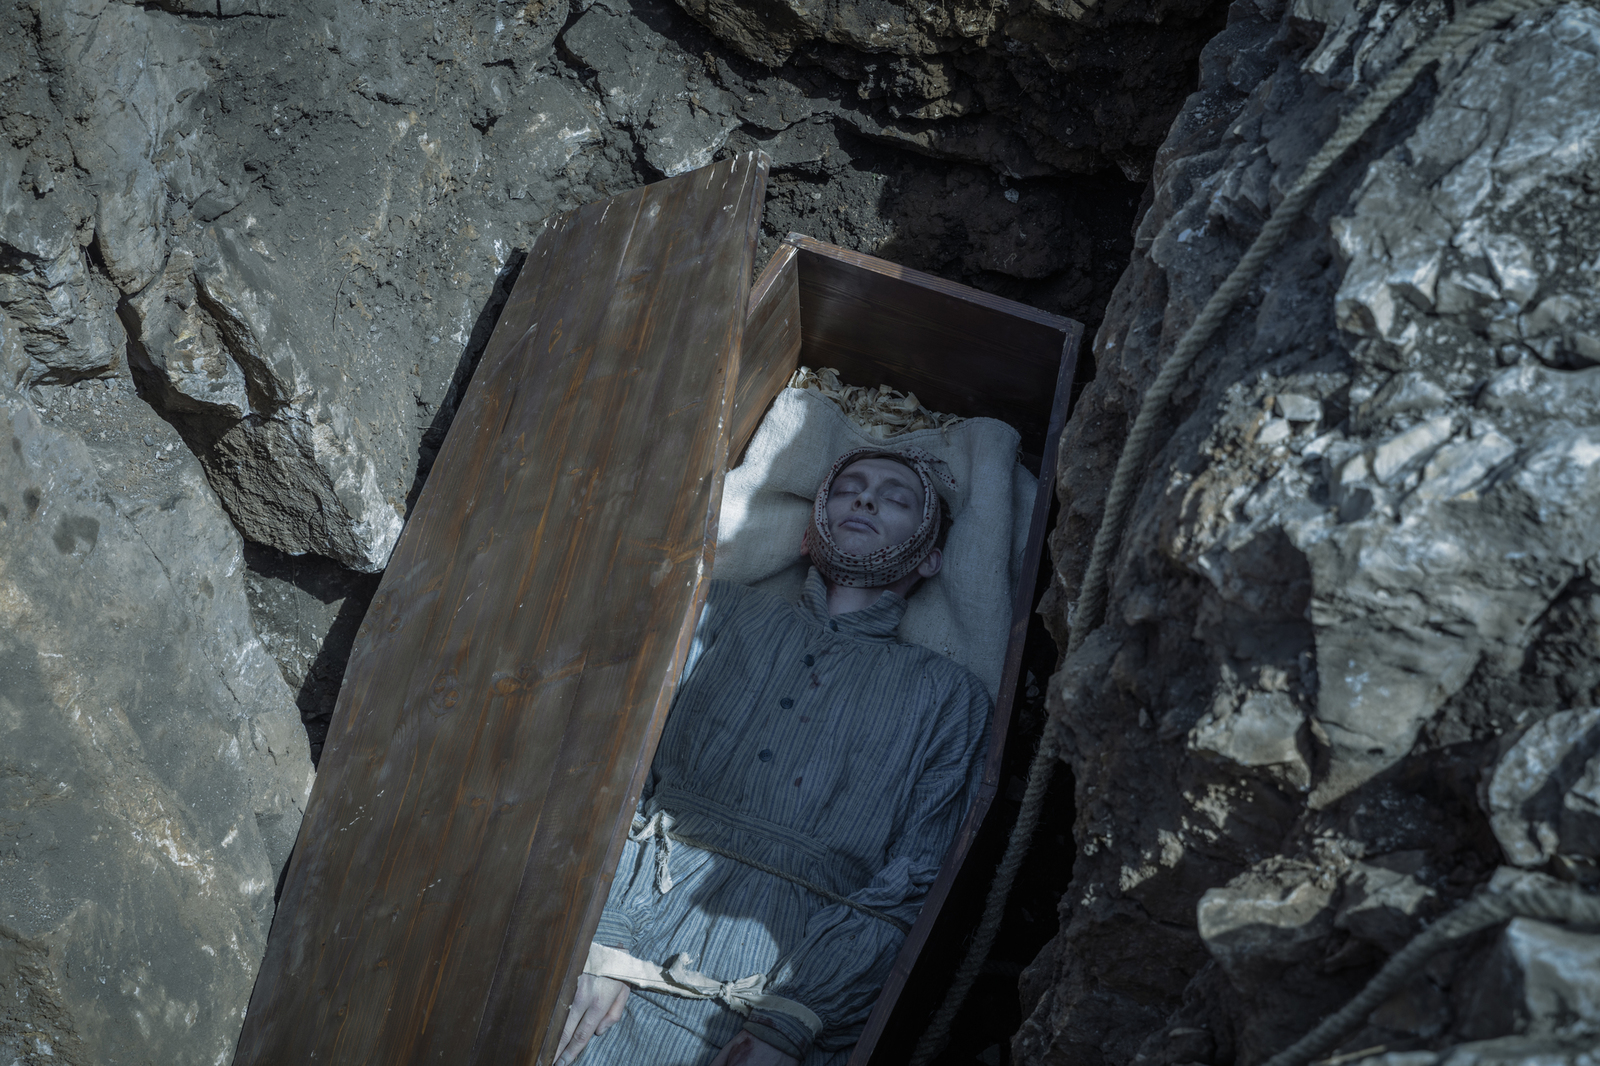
[629,805,912,933]
[583,942,824,1036]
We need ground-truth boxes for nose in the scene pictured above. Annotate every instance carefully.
[854,490,877,513]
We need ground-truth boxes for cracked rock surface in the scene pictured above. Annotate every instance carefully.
[9,0,1600,1058]
[5,0,1157,574]
[1,0,1197,1056]
[1026,0,1600,1063]
[0,370,311,1066]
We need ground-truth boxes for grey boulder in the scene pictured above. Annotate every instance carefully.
[0,384,312,1066]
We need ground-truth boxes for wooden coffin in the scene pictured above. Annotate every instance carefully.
[235,152,1081,1066]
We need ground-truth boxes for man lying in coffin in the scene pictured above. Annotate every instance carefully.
[553,447,992,1066]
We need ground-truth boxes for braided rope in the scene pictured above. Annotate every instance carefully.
[908,1,1565,1062]
[1072,0,1560,639]
[1262,883,1600,1066]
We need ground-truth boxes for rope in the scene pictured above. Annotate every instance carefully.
[642,820,914,934]
[1261,883,1600,1066]
[907,1,1565,1061]
[1072,0,1562,640]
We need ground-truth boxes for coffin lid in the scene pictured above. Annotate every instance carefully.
[235,152,769,1066]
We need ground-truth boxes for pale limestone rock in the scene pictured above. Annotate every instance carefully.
[1486,708,1600,871]
[1456,917,1600,1042]
[1275,393,1322,423]
[1189,690,1311,790]
[1196,868,1336,980]
[1029,2,1600,1062]
[1333,853,1437,953]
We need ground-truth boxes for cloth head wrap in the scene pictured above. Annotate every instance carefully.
[803,447,957,588]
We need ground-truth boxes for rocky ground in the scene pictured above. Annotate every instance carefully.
[5,0,1600,1062]
[1031,1,1600,1064]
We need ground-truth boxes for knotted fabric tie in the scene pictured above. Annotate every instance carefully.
[629,811,679,892]
[583,942,824,1036]
[804,447,957,589]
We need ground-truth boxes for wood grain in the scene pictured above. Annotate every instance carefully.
[730,242,801,465]
[234,152,769,1066]
[787,234,1074,460]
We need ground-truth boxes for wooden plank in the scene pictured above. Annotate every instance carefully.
[235,153,769,1066]
[789,234,1073,460]
[730,242,802,464]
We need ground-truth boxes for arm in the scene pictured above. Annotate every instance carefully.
[560,586,741,1056]
[746,673,991,1057]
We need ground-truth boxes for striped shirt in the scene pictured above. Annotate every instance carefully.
[586,568,991,1065]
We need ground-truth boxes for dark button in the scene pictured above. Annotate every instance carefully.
[803,654,815,666]
[758,749,774,762]
[829,620,838,632]
[780,697,794,709]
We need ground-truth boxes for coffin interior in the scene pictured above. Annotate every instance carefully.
[734,234,1082,1066]
[235,179,1080,1066]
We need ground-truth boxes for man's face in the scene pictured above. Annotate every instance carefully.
[825,458,926,556]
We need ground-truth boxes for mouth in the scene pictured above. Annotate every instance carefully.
[838,516,878,535]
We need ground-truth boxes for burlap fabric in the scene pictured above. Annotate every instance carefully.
[714,388,1033,697]
[803,446,957,589]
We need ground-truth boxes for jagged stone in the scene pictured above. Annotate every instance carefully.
[1559,755,1600,866]
[38,0,214,296]
[1025,1,1600,1062]
[0,91,122,388]
[1188,689,1313,791]
[123,227,406,571]
[1486,708,1600,868]
[669,0,1225,179]
[1455,916,1600,1043]
[1196,866,1336,982]
[0,381,312,1066]
[1332,852,1438,954]
[564,0,743,176]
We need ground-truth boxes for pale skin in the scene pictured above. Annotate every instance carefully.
[816,457,943,612]
[553,457,940,1066]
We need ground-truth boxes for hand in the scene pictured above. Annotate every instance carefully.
[554,973,629,1066]
[707,1029,801,1066]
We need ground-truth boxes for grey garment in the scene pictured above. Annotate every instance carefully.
[584,569,992,1066]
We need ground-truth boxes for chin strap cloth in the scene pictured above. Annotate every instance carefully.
[805,446,955,588]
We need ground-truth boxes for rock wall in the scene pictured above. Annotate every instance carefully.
[2,0,1225,1057]
[1025,1,1600,1063]
[27,0,1597,1060]
[1,379,311,1064]
[669,0,1226,182]
[4,0,1161,573]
